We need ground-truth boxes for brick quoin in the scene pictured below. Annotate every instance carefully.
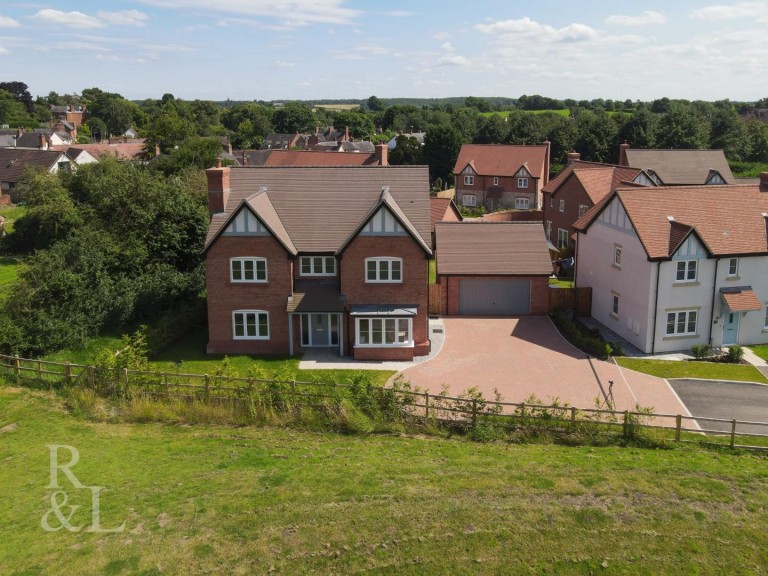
[206,235,294,354]
[341,234,430,360]
[437,275,550,315]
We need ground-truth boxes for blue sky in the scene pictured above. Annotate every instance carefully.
[1,1,766,102]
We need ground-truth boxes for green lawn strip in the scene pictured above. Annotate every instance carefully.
[616,357,768,383]
[428,259,436,284]
[548,278,574,288]
[41,330,394,386]
[749,345,768,362]
[2,386,768,575]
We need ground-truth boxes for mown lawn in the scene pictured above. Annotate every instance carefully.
[0,204,27,235]
[548,277,574,288]
[2,385,768,575]
[616,357,768,384]
[44,329,395,386]
[0,256,21,297]
[750,345,768,362]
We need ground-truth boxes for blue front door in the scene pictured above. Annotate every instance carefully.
[723,311,739,345]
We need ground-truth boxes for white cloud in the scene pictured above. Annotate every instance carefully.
[33,9,104,29]
[0,46,8,55]
[276,60,295,67]
[135,0,360,25]
[0,16,20,28]
[432,31,451,40]
[441,41,455,52]
[97,10,149,27]
[604,10,666,26]
[437,55,469,67]
[474,17,597,43]
[384,10,413,17]
[691,1,768,21]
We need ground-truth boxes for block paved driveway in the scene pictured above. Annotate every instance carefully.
[397,316,690,419]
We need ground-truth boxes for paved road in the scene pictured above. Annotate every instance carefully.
[669,379,768,436]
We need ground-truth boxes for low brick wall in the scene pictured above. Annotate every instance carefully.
[353,346,415,361]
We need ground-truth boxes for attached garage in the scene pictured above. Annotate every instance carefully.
[458,278,530,315]
[435,222,554,316]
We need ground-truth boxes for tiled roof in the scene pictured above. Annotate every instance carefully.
[429,197,461,232]
[721,288,762,312]
[453,144,548,179]
[624,149,735,185]
[578,184,768,258]
[542,160,644,203]
[51,141,146,160]
[435,222,552,276]
[205,166,431,254]
[287,280,345,313]
[263,150,377,167]
[0,148,65,183]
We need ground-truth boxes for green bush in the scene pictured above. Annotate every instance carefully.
[550,312,615,360]
[691,343,714,359]
[726,345,744,363]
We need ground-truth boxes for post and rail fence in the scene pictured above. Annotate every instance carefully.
[2,352,768,450]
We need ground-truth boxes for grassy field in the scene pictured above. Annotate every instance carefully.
[44,330,395,386]
[0,204,27,235]
[2,385,768,575]
[0,255,21,297]
[616,357,768,384]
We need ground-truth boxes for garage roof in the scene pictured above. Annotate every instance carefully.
[435,222,553,276]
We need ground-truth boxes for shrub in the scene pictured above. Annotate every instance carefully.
[725,345,744,363]
[691,343,714,359]
[550,312,615,360]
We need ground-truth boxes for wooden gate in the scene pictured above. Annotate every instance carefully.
[428,285,441,315]
[549,286,592,316]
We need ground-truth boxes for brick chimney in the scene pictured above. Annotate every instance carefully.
[39,133,47,149]
[375,143,388,166]
[760,172,768,192]
[566,151,581,166]
[619,141,630,166]
[206,159,231,216]
[344,126,349,142]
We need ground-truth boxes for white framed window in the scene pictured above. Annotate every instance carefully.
[356,317,412,347]
[464,175,474,185]
[675,260,697,282]
[611,293,619,317]
[557,228,569,249]
[559,199,565,212]
[233,310,269,339]
[764,305,768,329]
[518,177,529,188]
[300,256,335,276]
[514,197,529,210]
[666,310,698,336]
[493,176,499,185]
[614,245,622,268]
[365,257,402,283]
[230,257,267,282]
[578,204,588,217]
[546,220,552,240]
[462,194,476,207]
[727,258,738,277]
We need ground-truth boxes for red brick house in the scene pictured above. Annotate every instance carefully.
[453,144,550,211]
[435,222,553,316]
[204,164,433,361]
[429,197,462,250]
[542,157,652,253]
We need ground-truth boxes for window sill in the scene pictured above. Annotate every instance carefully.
[611,264,621,270]
[355,343,414,349]
[725,276,740,281]
[662,334,699,341]
[673,281,700,287]
[365,280,403,284]
[609,313,619,320]
[231,280,269,284]
[233,336,270,340]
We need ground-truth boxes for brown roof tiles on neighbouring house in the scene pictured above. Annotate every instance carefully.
[453,144,550,181]
[435,221,552,276]
[621,148,735,185]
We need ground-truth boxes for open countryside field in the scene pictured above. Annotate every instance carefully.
[2,385,768,575]
[313,103,360,112]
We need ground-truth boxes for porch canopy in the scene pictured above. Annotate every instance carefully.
[720,287,762,312]
[287,280,345,313]
[349,304,417,316]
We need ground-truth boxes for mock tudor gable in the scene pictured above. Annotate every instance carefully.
[204,165,432,360]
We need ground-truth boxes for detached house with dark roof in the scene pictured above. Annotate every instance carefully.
[574,174,768,354]
[204,164,433,361]
[453,143,550,211]
[618,143,735,185]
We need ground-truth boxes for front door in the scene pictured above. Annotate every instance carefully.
[723,311,739,345]
[312,314,329,346]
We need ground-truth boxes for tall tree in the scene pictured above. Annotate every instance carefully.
[423,125,463,183]
[656,104,710,149]
[0,81,33,112]
[272,102,315,133]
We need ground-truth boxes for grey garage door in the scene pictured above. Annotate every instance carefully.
[458,278,531,316]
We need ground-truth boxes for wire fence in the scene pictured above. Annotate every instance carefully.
[2,353,768,450]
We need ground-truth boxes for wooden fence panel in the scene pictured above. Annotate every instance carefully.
[428,284,441,315]
[549,286,591,315]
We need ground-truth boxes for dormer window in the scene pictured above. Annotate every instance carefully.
[300,256,336,276]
